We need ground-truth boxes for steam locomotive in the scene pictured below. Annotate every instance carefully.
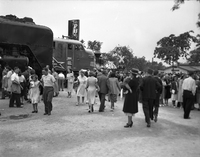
[0,15,95,77]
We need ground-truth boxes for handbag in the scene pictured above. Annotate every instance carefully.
[96,84,100,92]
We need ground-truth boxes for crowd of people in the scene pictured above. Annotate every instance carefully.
[0,64,200,128]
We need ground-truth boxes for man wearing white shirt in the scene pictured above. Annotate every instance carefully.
[41,67,56,115]
[9,67,21,108]
[182,72,196,119]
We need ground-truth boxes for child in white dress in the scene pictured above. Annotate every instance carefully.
[29,75,41,113]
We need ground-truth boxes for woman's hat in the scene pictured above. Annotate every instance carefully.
[131,68,139,74]
[89,71,95,76]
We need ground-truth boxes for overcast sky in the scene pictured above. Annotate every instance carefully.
[0,0,199,64]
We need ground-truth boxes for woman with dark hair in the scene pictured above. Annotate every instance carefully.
[122,69,139,128]
[108,71,121,111]
[164,77,171,106]
[177,75,184,108]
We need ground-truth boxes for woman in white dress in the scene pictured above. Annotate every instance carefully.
[66,69,74,98]
[76,70,87,105]
[177,75,184,108]
[171,76,178,107]
[86,71,99,112]
[6,67,13,96]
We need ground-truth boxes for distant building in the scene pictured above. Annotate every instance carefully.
[162,64,200,74]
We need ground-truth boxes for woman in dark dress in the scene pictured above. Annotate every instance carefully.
[123,69,139,128]
[164,78,171,105]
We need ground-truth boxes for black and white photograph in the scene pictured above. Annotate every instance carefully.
[0,0,200,157]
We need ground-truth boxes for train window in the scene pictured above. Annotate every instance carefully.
[75,44,84,51]
[75,45,79,50]
[68,44,73,50]
[57,43,63,58]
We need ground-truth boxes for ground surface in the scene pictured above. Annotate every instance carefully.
[0,90,200,157]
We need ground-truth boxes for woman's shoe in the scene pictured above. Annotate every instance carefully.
[35,111,38,113]
[124,121,133,128]
[32,111,36,113]
[88,110,91,113]
[130,121,133,127]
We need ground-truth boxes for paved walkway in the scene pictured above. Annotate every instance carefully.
[0,90,200,157]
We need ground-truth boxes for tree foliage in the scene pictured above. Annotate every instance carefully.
[80,39,86,48]
[85,40,165,71]
[188,35,200,64]
[103,45,165,71]
[87,40,103,51]
[154,31,197,65]
[188,48,200,64]
[108,46,134,71]
[172,0,200,28]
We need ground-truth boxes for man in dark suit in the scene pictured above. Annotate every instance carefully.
[140,68,162,127]
[153,70,163,122]
[97,69,109,112]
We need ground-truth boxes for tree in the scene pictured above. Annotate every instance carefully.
[188,35,200,64]
[171,0,200,64]
[102,45,165,72]
[188,48,200,64]
[154,31,197,65]
[87,40,103,51]
[131,56,147,71]
[110,46,134,71]
[172,0,200,28]
[80,39,86,48]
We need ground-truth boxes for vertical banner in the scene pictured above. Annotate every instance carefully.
[68,20,80,40]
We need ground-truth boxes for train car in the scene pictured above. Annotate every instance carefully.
[53,37,95,72]
[0,15,53,77]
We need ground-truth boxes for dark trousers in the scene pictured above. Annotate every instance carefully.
[43,87,54,114]
[58,79,65,91]
[9,92,21,107]
[142,98,154,124]
[1,88,6,99]
[183,90,194,118]
[23,83,28,100]
[98,92,106,111]
[153,94,160,116]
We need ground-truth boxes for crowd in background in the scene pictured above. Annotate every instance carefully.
[0,64,200,127]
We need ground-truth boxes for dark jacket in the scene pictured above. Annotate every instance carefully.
[97,73,109,94]
[154,76,163,95]
[140,75,162,100]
